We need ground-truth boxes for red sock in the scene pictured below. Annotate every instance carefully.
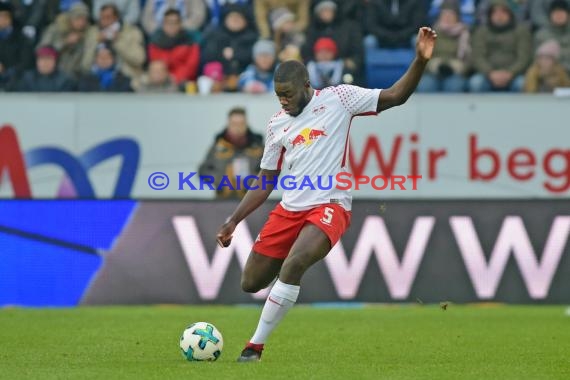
[246,342,264,352]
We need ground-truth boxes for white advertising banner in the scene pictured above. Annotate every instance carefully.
[0,93,568,199]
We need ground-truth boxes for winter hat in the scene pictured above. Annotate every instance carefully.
[314,0,337,15]
[36,45,58,60]
[253,39,276,58]
[549,0,570,14]
[314,37,338,57]
[203,61,224,82]
[536,40,561,59]
[69,2,89,18]
[440,0,461,17]
[270,7,294,31]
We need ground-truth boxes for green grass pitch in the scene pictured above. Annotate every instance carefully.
[0,305,568,380]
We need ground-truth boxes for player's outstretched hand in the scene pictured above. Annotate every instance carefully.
[416,27,437,62]
[216,219,236,248]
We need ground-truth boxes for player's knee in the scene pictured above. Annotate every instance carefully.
[280,255,309,281]
[241,277,262,293]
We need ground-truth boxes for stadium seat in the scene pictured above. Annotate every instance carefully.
[365,48,415,89]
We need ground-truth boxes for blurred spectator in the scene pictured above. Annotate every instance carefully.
[142,0,206,36]
[203,0,252,27]
[148,9,200,85]
[198,107,263,199]
[132,59,179,92]
[429,0,475,25]
[535,0,570,73]
[303,1,363,82]
[313,0,364,22]
[476,0,528,26]
[196,61,225,93]
[524,39,570,91]
[15,45,76,91]
[77,42,133,91]
[528,0,558,29]
[469,0,531,92]
[417,0,469,92]
[238,39,276,93]
[254,0,309,39]
[45,0,90,27]
[88,3,145,79]
[270,7,305,62]
[306,37,346,89]
[39,2,98,79]
[364,0,425,49]
[202,4,257,90]
[0,2,34,90]
[92,0,141,26]
[8,0,49,41]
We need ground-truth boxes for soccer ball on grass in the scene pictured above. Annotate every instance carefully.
[179,322,223,361]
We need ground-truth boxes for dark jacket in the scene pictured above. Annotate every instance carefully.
[77,71,133,92]
[198,128,264,199]
[15,69,76,92]
[202,5,258,75]
[0,28,34,90]
[365,0,426,48]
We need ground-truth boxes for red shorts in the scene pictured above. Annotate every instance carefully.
[252,203,351,260]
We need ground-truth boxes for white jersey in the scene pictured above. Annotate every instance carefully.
[260,84,382,211]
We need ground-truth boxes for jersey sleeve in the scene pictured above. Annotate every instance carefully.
[259,114,285,170]
[332,84,382,116]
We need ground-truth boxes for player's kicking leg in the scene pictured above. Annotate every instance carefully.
[238,226,335,362]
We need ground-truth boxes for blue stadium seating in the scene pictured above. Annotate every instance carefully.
[365,48,416,89]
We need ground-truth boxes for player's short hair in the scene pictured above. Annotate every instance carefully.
[164,8,181,19]
[274,60,309,86]
[228,107,246,117]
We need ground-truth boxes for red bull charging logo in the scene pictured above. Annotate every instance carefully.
[290,128,327,147]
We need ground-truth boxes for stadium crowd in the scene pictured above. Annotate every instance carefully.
[0,0,569,93]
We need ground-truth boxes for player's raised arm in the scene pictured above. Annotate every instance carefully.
[377,27,438,113]
[216,168,280,247]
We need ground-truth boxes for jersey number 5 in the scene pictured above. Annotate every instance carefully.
[320,207,334,225]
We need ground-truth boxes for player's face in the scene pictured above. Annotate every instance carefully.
[275,81,309,117]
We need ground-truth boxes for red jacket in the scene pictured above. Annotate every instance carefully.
[148,43,200,83]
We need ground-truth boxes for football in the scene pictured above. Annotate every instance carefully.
[179,322,224,361]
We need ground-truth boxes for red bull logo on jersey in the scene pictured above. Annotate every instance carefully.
[290,128,327,147]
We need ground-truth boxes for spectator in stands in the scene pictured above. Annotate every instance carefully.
[476,0,528,26]
[133,60,179,92]
[428,0,476,25]
[270,7,305,62]
[77,42,132,91]
[202,4,257,91]
[8,0,49,41]
[142,0,206,36]
[92,0,140,26]
[203,0,252,27]
[255,0,309,39]
[469,0,531,92]
[0,2,34,91]
[524,39,570,91]
[535,0,570,73]
[307,37,346,89]
[15,45,76,91]
[45,0,89,27]
[364,0,425,49]
[417,0,469,92]
[39,2,98,79]
[196,61,225,93]
[303,1,363,84]
[312,0,364,22]
[238,39,276,93]
[198,107,264,199]
[528,0,558,29]
[148,9,200,85]
[88,3,145,79]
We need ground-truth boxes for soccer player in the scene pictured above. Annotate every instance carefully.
[216,27,437,362]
